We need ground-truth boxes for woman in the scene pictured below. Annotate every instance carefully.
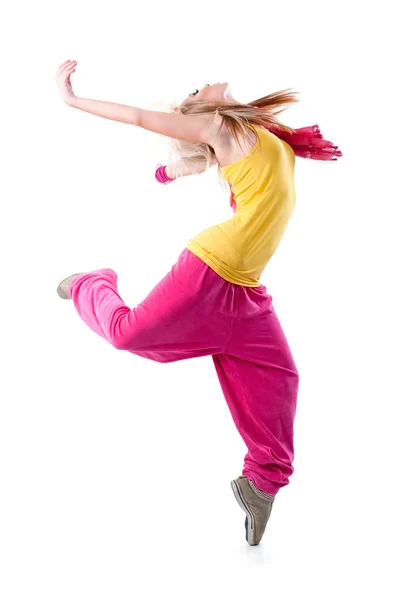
[55,60,342,546]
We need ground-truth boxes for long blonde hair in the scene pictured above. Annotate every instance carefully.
[168,88,299,187]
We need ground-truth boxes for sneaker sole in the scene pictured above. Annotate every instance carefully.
[57,273,82,299]
[230,479,256,546]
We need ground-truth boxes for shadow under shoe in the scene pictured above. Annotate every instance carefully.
[231,475,275,546]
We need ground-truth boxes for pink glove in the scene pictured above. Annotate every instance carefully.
[155,164,174,184]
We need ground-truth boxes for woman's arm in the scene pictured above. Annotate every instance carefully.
[56,61,213,143]
[67,96,213,143]
[164,157,217,181]
[67,96,138,125]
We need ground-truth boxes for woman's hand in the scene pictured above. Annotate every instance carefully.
[55,59,77,105]
[156,163,173,184]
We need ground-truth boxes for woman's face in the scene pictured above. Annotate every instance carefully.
[180,82,232,106]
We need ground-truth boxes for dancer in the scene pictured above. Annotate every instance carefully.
[55,60,342,546]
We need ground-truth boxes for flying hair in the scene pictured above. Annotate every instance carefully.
[167,88,300,187]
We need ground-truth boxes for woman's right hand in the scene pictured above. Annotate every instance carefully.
[55,59,77,105]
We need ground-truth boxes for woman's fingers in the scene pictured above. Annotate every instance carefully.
[60,65,77,82]
[58,60,71,72]
[57,60,77,76]
[55,60,77,103]
[62,60,77,74]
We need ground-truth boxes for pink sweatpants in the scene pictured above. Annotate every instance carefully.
[69,248,299,495]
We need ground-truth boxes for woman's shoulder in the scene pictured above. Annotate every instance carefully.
[206,114,259,169]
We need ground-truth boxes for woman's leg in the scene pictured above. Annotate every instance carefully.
[68,249,237,363]
[212,284,299,496]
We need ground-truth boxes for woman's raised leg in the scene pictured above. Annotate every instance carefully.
[67,249,237,363]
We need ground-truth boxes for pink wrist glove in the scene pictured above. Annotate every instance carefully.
[155,164,175,184]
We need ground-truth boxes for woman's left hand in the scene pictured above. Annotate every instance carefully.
[155,163,173,184]
[55,59,77,105]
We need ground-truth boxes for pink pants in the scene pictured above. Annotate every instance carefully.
[69,248,299,495]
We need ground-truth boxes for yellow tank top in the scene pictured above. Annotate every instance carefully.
[186,124,296,287]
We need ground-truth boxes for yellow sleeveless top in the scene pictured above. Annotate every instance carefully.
[186,125,296,287]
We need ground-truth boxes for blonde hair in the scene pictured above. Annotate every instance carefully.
[168,88,299,188]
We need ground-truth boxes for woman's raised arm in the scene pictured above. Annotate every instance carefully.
[163,157,218,181]
[56,60,215,145]
[68,96,214,145]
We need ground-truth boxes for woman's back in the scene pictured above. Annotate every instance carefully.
[186,125,296,287]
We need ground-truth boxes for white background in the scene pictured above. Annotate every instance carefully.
[1,0,400,597]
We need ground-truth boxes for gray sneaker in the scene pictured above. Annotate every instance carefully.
[231,476,275,546]
[57,273,84,299]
